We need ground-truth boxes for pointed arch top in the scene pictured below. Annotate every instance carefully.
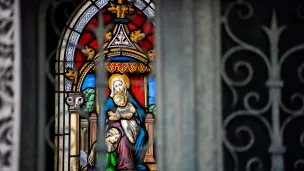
[58,0,155,60]
[57,0,155,91]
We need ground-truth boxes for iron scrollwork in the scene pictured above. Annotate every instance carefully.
[222,0,304,171]
[0,0,17,170]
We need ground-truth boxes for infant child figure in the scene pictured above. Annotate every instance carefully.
[110,92,139,144]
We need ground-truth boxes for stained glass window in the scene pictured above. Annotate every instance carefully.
[55,0,155,170]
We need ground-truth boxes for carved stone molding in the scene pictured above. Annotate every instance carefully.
[66,93,85,112]
[0,0,21,170]
[144,113,155,163]
[66,93,84,170]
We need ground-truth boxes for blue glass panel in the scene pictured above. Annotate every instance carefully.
[81,73,95,90]
[109,56,137,61]
[148,76,156,105]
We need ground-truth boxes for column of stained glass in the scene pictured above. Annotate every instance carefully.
[64,30,72,170]
[55,56,63,171]
[64,85,69,170]
[64,34,73,171]
[55,30,72,170]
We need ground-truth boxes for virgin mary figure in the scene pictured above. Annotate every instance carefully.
[89,74,149,171]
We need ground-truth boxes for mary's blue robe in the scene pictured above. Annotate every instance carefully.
[102,93,149,170]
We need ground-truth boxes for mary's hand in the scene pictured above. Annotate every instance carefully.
[108,111,115,116]
[128,104,136,113]
[108,111,121,121]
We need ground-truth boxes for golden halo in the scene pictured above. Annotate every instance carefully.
[108,74,130,90]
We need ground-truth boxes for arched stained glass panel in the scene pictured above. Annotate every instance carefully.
[55,0,156,170]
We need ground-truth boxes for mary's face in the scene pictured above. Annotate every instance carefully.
[113,80,125,93]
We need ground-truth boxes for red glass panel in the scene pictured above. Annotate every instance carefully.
[142,19,153,34]
[139,40,153,51]
[147,35,154,44]
[130,15,145,26]
[130,76,145,106]
[128,22,138,31]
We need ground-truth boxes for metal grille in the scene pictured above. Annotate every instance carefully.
[221,1,304,171]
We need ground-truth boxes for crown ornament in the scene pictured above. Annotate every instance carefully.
[108,0,135,19]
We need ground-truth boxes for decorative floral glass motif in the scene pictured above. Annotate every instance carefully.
[55,0,156,170]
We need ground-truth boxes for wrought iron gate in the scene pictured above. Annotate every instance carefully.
[221,0,304,171]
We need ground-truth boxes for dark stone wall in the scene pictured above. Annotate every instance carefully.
[20,0,40,170]
[20,0,83,170]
